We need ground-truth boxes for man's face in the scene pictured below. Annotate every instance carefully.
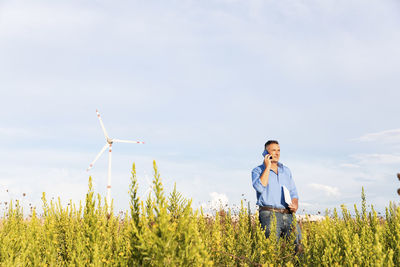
[266,143,280,162]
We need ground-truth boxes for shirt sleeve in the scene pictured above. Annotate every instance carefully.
[252,168,266,193]
[287,168,299,199]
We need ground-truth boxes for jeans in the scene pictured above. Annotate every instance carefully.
[259,210,302,244]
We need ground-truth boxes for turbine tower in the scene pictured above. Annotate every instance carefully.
[87,109,144,213]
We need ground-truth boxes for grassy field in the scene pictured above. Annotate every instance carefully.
[0,162,399,266]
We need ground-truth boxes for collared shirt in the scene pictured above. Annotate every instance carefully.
[252,162,299,209]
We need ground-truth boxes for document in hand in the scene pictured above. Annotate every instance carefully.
[282,185,292,205]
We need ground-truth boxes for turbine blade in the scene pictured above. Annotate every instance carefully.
[96,109,109,139]
[86,144,108,171]
[144,171,152,187]
[113,139,145,144]
[140,188,151,199]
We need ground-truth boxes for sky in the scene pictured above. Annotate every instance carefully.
[1,0,400,216]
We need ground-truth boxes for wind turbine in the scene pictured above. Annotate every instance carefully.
[141,171,153,200]
[87,109,144,213]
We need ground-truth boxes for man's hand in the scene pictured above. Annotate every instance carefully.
[260,154,272,186]
[264,154,272,169]
[288,198,298,213]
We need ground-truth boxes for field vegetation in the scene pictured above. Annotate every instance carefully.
[0,161,399,266]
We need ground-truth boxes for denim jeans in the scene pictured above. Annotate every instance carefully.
[259,210,301,244]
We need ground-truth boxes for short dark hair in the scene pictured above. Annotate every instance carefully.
[264,140,279,149]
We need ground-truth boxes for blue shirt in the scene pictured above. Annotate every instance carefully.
[252,162,299,209]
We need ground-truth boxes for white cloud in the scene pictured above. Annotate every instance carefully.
[339,163,360,168]
[309,183,341,197]
[0,127,37,138]
[288,153,400,214]
[300,202,313,207]
[351,153,400,165]
[354,129,400,143]
[210,192,229,209]
[0,1,102,45]
[200,192,229,213]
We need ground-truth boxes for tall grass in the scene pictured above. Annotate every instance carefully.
[0,161,399,266]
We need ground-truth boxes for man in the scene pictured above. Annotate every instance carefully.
[251,140,301,245]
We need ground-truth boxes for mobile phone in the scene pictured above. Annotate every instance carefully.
[262,149,272,159]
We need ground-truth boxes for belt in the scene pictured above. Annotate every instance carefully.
[259,206,292,214]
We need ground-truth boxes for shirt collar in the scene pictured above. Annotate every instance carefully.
[262,162,284,169]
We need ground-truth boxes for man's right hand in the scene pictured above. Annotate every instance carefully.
[264,154,272,169]
[260,154,272,186]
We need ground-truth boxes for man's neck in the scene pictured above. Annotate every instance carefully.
[270,162,278,173]
[263,161,279,167]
